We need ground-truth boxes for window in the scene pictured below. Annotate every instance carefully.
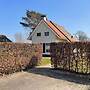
[45,32,49,36]
[71,36,73,38]
[46,49,50,52]
[37,33,41,36]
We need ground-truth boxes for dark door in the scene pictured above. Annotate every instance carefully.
[43,43,45,53]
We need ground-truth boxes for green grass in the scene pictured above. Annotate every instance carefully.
[38,57,51,66]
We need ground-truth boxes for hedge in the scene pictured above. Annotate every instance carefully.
[0,42,42,75]
[50,42,90,74]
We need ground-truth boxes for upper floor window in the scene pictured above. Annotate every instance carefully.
[45,32,49,36]
[37,33,41,36]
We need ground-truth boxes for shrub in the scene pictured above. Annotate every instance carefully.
[0,42,42,75]
[50,42,90,74]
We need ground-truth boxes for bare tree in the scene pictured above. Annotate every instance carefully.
[20,10,46,39]
[14,32,23,43]
[75,31,88,41]
[20,10,46,30]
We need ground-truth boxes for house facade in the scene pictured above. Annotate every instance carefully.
[28,17,77,55]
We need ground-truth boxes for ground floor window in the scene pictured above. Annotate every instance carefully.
[46,49,50,52]
[43,43,50,53]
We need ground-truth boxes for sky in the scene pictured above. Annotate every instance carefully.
[0,0,90,41]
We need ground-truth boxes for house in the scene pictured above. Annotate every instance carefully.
[0,35,12,42]
[28,17,78,56]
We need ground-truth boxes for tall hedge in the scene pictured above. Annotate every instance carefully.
[0,42,42,75]
[50,42,90,74]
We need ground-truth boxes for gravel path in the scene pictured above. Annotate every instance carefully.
[0,65,89,90]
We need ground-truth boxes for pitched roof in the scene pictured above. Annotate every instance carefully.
[0,35,12,42]
[28,18,78,42]
[44,20,77,42]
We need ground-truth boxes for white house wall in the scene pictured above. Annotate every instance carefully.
[32,21,62,44]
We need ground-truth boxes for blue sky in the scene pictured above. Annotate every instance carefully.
[0,0,90,41]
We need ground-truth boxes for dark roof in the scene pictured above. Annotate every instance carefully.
[0,35,12,42]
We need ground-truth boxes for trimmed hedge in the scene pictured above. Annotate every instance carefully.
[50,42,90,74]
[0,42,42,75]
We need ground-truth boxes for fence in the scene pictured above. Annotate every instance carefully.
[50,42,90,74]
[0,42,42,75]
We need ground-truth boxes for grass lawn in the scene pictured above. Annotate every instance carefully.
[38,57,51,66]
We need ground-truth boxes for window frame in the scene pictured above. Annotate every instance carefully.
[44,32,49,36]
[37,32,41,36]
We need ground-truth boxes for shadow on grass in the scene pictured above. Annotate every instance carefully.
[26,67,90,85]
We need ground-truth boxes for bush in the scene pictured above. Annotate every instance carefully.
[50,42,90,74]
[0,42,42,75]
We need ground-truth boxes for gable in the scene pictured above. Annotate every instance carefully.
[29,19,78,43]
[30,20,63,43]
[29,20,64,39]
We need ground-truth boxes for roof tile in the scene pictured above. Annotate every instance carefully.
[44,20,77,42]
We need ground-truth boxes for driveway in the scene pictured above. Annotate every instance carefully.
[0,65,89,90]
